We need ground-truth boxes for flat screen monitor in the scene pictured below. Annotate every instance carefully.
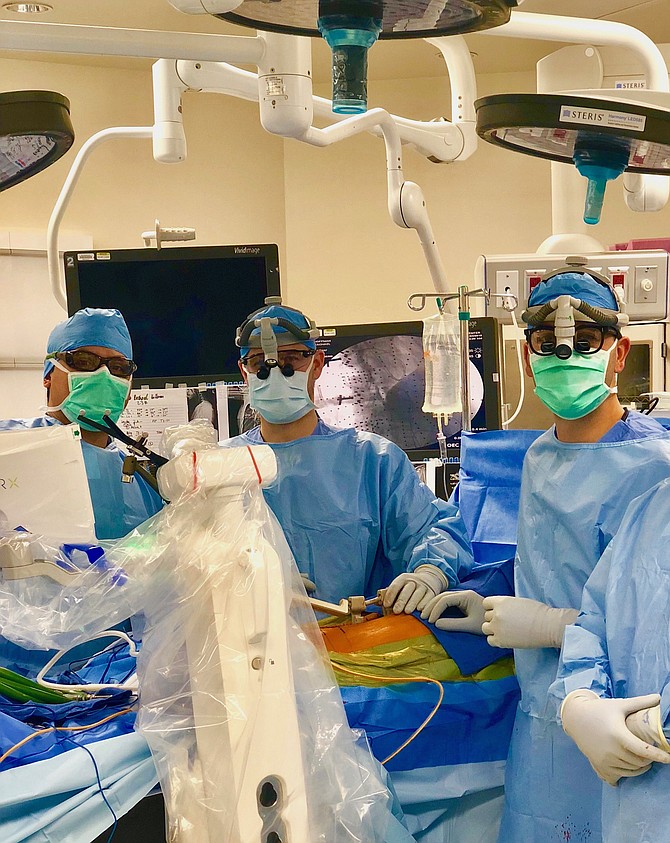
[64,244,280,385]
[313,318,502,461]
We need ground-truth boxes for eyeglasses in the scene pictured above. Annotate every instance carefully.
[48,350,137,378]
[525,325,620,357]
[241,349,315,375]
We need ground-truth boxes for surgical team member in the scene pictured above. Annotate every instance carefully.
[422,266,670,842]
[552,479,670,843]
[219,297,474,612]
[0,307,162,540]
[0,307,163,673]
[0,308,166,843]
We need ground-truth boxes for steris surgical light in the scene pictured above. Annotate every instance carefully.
[475,91,670,225]
[169,0,519,113]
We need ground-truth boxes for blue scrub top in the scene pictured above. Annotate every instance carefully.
[221,420,474,604]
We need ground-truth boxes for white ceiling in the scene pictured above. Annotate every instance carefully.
[0,0,668,81]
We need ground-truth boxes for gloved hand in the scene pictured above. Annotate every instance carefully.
[626,704,670,752]
[421,589,486,634]
[481,595,579,649]
[160,420,219,460]
[561,689,670,786]
[300,572,317,594]
[383,564,449,615]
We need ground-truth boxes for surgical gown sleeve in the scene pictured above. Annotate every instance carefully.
[380,441,473,586]
[552,479,670,734]
[550,546,615,706]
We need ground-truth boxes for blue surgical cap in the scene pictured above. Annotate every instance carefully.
[44,308,133,377]
[526,271,619,315]
[239,303,316,358]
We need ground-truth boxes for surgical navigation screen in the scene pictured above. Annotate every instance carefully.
[315,319,501,458]
[64,244,280,383]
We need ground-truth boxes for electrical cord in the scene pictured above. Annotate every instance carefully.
[330,662,444,765]
[644,396,660,415]
[0,708,134,767]
[504,307,525,428]
[62,736,119,842]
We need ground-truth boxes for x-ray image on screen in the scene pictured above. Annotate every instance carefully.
[314,327,485,453]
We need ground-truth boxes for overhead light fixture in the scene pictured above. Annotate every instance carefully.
[0,91,75,190]
[170,0,520,114]
[475,90,670,224]
[2,3,53,12]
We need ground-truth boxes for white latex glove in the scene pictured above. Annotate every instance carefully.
[561,689,670,786]
[626,704,670,752]
[160,420,219,460]
[383,564,449,615]
[300,572,317,594]
[421,590,486,634]
[481,595,579,649]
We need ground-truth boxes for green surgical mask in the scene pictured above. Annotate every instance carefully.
[49,365,131,431]
[530,344,618,420]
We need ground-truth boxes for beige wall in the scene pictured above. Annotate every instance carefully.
[0,57,287,250]
[283,70,670,326]
[0,54,287,416]
[3,50,670,416]
[283,70,550,324]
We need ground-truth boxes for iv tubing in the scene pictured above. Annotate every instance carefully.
[504,308,525,428]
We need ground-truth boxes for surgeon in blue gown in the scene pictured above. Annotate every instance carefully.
[551,478,670,843]
[219,296,474,613]
[0,307,163,673]
[422,264,670,842]
[0,308,165,843]
[209,297,481,842]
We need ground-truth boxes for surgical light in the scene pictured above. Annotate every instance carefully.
[475,91,670,225]
[208,0,519,114]
[0,90,74,190]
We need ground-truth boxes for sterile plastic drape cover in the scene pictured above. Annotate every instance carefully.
[0,425,95,543]
[0,442,411,843]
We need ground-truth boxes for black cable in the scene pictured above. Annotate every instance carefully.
[77,413,167,468]
[644,396,659,415]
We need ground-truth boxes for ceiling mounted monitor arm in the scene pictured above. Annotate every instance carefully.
[0,19,462,304]
[481,10,670,215]
[298,109,449,294]
[155,31,450,293]
[160,33,472,164]
[47,126,153,309]
[0,19,472,162]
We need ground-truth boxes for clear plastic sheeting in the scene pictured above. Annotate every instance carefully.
[0,444,412,843]
[0,531,141,651]
[159,418,220,460]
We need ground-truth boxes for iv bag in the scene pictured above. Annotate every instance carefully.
[422,311,461,416]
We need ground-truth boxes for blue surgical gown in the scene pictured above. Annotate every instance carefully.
[0,416,163,676]
[220,420,473,604]
[551,477,670,843]
[497,411,670,843]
